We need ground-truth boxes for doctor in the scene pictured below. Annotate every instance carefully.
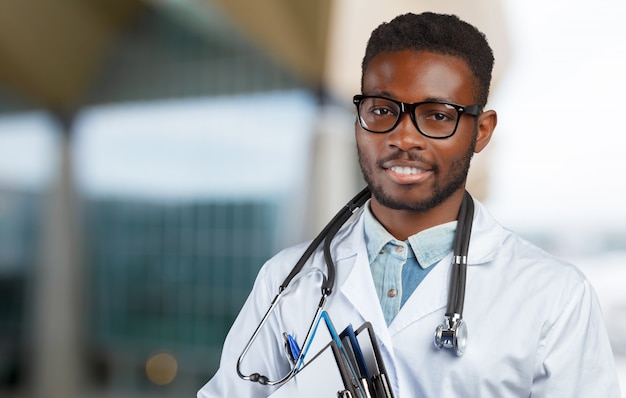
[198,12,620,397]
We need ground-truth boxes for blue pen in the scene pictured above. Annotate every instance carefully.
[283,332,301,364]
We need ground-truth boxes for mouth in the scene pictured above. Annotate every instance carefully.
[389,166,425,175]
[383,162,433,184]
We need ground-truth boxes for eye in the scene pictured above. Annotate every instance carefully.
[430,112,453,122]
[361,98,399,118]
[371,106,395,117]
[419,103,458,123]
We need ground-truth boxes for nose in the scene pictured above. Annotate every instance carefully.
[386,112,428,151]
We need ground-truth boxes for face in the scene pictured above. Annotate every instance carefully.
[356,50,495,214]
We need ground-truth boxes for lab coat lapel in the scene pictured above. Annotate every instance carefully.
[340,248,390,340]
[330,214,393,349]
[388,254,452,334]
[388,198,500,334]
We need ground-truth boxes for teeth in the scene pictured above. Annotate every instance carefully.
[391,166,421,175]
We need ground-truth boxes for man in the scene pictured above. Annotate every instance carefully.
[198,12,620,397]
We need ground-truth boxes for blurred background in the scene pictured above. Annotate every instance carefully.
[0,0,624,397]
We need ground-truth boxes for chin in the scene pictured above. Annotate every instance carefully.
[371,181,464,213]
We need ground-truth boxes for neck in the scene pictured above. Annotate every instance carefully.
[369,189,465,241]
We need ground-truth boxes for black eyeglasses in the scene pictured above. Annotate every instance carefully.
[353,95,481,139]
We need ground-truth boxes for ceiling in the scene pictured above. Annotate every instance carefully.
[0,0,331,113]
[0,0,507,114]
[0,0,145,112]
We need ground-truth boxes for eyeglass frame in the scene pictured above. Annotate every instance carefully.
[353,94,482,139]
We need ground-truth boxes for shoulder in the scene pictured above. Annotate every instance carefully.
[471,199,589,293]
[257,211,366,282]
[256,240,313,284]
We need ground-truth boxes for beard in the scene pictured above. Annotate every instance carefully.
[358,134,476,213]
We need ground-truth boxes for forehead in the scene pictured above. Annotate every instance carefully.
[362,50,477,104]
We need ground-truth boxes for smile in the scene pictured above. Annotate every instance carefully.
[390,166,424,175]
[385,164,433,185]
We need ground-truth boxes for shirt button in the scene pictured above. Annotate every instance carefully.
[395,246,405,253]
[387,288,397,298]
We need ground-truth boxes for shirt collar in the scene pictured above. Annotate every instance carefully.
[363,202,457,269]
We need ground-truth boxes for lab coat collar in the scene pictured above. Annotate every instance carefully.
[328,197,505,337]
[330,197,503,268]
[465,198,504,265]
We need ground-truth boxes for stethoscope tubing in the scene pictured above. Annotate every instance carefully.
[237,187,370,386]
[447,191,474,317]
[237,187,474,385]
[281,187,371,296]
[236,288,329,385]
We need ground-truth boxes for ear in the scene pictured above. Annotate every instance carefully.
[474,109,497,153]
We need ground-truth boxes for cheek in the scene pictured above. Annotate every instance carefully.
[430,140,471,172]
[355,131,374,156]
[437,128,476,158]
[356,129,386,151]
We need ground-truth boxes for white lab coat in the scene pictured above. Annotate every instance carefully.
[197,199,621,397]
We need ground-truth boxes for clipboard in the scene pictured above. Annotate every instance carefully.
[353,323,394,398]
[269,314,394,398]
[340,325,373,398]
[268,339,359,398]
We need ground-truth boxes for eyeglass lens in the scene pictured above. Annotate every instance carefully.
[358,97,461,137]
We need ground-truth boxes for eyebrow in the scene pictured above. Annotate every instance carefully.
[362,91,458,105]
[363,89,395,98]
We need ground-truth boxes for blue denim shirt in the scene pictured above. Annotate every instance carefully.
[363,203,456,325]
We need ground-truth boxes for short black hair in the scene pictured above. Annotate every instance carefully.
[362,12,494,106]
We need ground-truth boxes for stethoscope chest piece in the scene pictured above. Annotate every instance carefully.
[434,314,467,356]
[433,191,474,357]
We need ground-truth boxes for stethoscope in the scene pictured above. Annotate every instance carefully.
[236,187,474,386]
